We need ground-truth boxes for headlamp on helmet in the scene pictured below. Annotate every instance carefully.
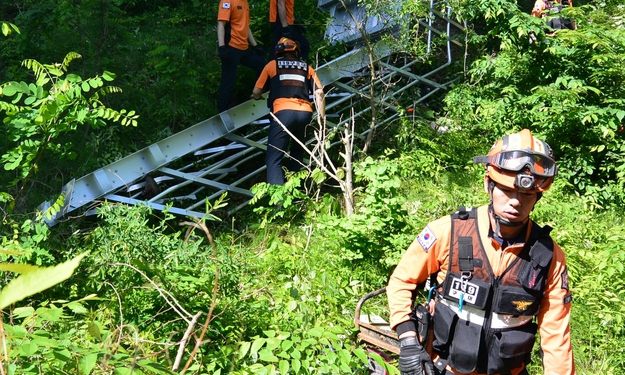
[275,37,299,55]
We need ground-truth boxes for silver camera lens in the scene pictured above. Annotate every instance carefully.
[516,175,535,190]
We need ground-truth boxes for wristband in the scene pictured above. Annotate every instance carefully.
[399,336,419,348]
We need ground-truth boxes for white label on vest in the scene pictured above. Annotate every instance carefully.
[277,60,307,70]
[449,277,480,304]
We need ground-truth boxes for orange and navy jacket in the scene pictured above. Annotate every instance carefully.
[218,0,250,50]
[269,0,295,25]
[387,205,575,375]
[254,58,322,113]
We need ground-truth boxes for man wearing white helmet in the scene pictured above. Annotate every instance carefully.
[387,129,575,374]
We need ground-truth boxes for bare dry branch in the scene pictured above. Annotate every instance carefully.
[173,312,202,371]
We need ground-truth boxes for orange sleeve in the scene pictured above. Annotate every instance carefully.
[387,217,450,331]
[536,241,575,375]
[269,0,277,22]
[217,0,232,22]
[254,62,274,91]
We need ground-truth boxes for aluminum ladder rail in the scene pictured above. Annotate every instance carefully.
[40,0,464,225]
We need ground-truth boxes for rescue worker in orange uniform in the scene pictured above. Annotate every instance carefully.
[532,0,576,31]
[217,0,265,112]
[387,129,575,375]
[251,37,324,184]
[269,0,309,59]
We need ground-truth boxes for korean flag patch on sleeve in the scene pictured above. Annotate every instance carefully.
[222,2,231,8]
[417,225,437,253]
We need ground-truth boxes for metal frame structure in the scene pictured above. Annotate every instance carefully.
[354,287,400,354]
[40,0,464,226]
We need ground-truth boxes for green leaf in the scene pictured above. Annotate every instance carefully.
[2,83,18,96]
[102,71,116,81]
[5,325,27,338]
[48,67,63,76]
[37,306,64,323]
[2,23,10,36]
[12,306,35,319]
[0,252,87,310]
[266,337,280,351]
[291,358,301,373]
[291,349,301,360]
[79,353,98,375]
[353,348,369,364]
[18,340,39,356]
[281,340,294,352]
[67,301,88,314]
[137,360,172,374]
[239,341,251,359]
[279,360,290,374]
[259,348,279,363]
[250,337,266,355]
[81,82,90,92]
[288,300,297,311]
[31,334,58,347]
[307,327,324,337]
[87,322,101,340]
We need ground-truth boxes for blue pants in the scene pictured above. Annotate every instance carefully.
[266,110,312,184]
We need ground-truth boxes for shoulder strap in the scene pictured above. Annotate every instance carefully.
[452,206,476,220]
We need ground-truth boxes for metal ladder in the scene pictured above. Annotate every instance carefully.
[40,0,464,225]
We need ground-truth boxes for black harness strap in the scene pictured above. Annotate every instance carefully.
[455,207,476,272]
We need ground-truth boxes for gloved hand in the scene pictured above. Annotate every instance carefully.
[218,45,228,59]
[399,336,434,375]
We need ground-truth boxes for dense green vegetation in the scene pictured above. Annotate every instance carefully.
[2,0,625,374]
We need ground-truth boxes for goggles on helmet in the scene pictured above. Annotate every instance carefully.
[475,150,557,177]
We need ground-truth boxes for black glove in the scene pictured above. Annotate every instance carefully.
[218,45,228,59]
[399,336,434,375]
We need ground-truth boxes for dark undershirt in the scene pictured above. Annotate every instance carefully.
[489,228,525,249]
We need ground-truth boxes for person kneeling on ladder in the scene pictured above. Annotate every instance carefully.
[387,129,575,375]
[251,37,324,185]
